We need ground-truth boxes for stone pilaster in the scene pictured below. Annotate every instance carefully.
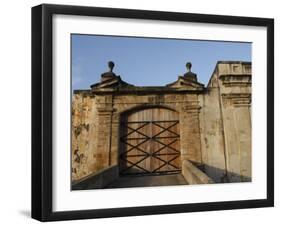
[94,106,115,171]
[180,103,202,164]
[110,113,120,166]
[221,94,251,182]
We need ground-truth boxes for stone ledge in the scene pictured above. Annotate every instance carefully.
[182,160,214,184]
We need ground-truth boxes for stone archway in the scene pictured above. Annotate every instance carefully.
[119,107,181,176]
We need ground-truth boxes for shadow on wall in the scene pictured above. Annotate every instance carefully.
[202,163,252,183]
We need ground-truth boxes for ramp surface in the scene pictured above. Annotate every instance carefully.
[105,173,188,189]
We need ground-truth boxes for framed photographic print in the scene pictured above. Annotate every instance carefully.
[31,4,274,221]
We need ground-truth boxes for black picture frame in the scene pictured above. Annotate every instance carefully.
[31,3,274,222]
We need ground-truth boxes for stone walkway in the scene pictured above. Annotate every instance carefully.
[105,173,188,189]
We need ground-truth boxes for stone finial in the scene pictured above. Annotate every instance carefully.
[184,62,198,82]
[186,62,192,72]
[100,61,116,81]
[91,61,134,89]
[108,61,115,72]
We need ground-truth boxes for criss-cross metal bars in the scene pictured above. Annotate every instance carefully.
[119,120,181,176]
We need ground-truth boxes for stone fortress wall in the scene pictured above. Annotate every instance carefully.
[71,61,251,184]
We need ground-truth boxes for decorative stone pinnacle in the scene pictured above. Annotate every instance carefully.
[108,61,115,72]
[186,62,192,72]
[183,62,197,82]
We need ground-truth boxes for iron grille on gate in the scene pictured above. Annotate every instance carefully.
[119,120,181,176]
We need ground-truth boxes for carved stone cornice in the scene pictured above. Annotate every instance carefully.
[181,103,201,113]
[221,93,251,107]
[97,107,116,116]
[219,74,251,87]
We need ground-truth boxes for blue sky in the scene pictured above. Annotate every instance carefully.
[72,34,251,90]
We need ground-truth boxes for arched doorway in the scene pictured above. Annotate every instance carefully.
[119,107,181,176]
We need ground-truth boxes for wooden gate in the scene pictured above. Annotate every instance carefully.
[119,108,181,176]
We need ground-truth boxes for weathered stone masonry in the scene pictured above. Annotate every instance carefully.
[72,61,251,184]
